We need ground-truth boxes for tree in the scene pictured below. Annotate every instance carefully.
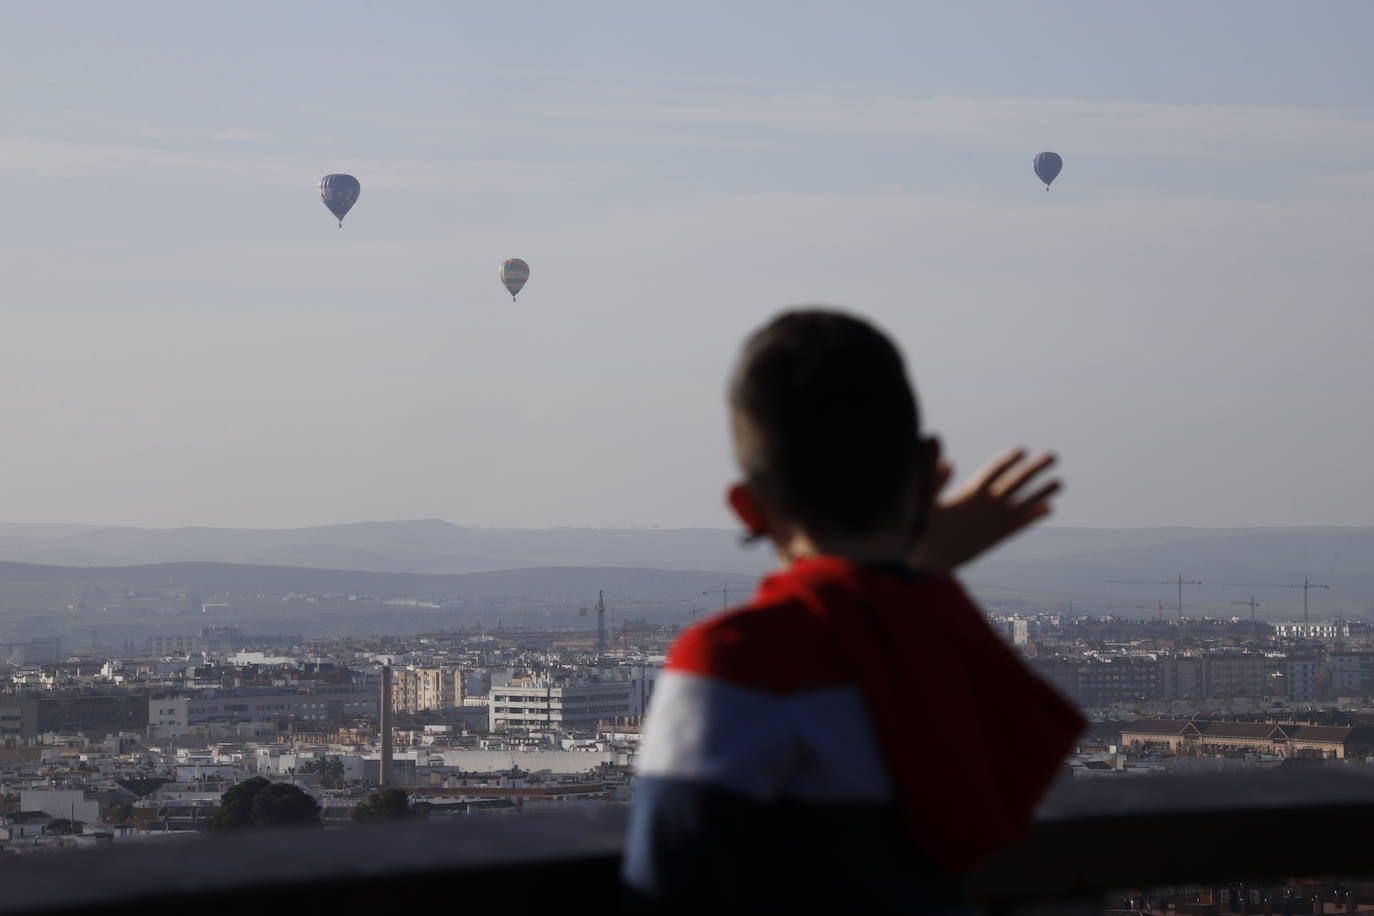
[323,756,346,784]
[44,818,83,835]
[250,783,322,828]
[352,788,415,823]
[206,776,268,831]
[300,756,346,787]
[206,777,320,831]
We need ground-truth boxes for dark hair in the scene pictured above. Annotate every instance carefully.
[729,309,921,537]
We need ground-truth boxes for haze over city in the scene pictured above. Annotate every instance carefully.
[1,1,1371,531]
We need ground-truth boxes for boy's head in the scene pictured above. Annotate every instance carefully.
[727,309,936,553]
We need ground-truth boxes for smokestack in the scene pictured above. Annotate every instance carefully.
[380,665,393,787]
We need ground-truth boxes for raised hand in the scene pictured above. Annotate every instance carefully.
[907,448,1062,575]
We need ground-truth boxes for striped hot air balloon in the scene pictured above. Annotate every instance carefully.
[319,174,361,227]
[500,258,530,301]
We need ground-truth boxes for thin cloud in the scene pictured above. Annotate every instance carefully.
[553,95,1374,159]
[370,110,760,150]
[54,113,277,145]
[0,72,119,94]
[0,133,606,191]
[1307,170,1374,193]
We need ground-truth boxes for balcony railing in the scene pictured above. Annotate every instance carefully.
[2,768,1374,915]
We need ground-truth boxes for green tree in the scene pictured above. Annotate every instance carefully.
[352,788,415,823]
[301,756,347,787]
[206,776,268,831]
[206,777,320,831]
[250,783,322,828]
[323,756,346,784]
[44,818,83,835]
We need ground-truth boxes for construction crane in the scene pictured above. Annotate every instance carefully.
[581,591,696,656]
[578,591,609,657]
[1104,574,1203,620]
[703,584,735,612]
[1222,576,1330,624]
[1231,596,1260,622]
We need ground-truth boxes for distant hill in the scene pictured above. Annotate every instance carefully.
[0,520,1367,624]
[0,560,760,644]
[968,527,1374,618]
[0,519,773,576]
[0,559,756,604]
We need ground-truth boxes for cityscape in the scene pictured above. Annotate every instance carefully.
[5,1,1374,912]
[6,573,1374,838]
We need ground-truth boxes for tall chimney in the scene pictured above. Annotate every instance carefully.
[380,665,393,787]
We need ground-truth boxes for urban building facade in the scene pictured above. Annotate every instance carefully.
[489,682,635,731]
[0,691,148,738]
[149,687,377,730]
[392,667,464,714]
[1329,652,1374,695]
[1120,718,1373,760]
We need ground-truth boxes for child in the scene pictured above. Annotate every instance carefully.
[622,309,1084,914]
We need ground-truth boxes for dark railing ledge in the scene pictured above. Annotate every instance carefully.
[4,769,1374,914]
[0,810,626,916]
[969,768,1374,903]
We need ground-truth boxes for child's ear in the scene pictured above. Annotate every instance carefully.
[914,435,945,507]
[726,483,768,536]
[919,435,941,474]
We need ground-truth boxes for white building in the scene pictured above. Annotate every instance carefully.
[1273,621,1345,640]
[439,747,629,773]
[489,681,635,731]
[20,790,100,824]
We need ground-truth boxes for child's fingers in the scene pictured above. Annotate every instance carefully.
[973,448,1028,494]
[1011,480,1062,522]
[994,452,1058,498]
[932,459,954,495]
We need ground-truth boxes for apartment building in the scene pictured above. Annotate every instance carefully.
[1329,652,1374,695]
[392,667,465,714]
[489,682,635,731]
[1031,655,1164,707]
[1201,653,1267,699]
[149,687,376,730]
[1287,657,1320,702]
[1035,651,1270,708]
[1273,621,1345,640]
[0,691,149,739]
[146,626,246,658]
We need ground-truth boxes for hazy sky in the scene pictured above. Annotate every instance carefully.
[1,1,1372,530]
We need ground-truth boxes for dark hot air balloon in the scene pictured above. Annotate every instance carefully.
[319,174,361,227]
[500,258,529,301]
[1033,152,1062,191]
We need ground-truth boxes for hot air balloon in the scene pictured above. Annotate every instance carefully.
[1033,152,1062,191]
[319,174,361,227]
[500,258,530,301]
